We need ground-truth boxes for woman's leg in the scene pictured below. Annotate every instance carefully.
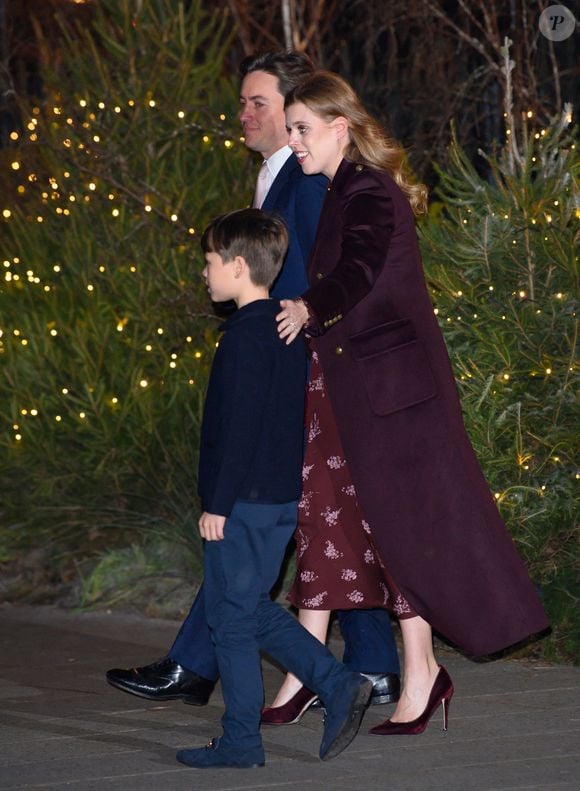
[269,608,331,706]
[390,614,439,722]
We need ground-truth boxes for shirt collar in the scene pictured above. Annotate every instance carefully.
[264,145,292,180]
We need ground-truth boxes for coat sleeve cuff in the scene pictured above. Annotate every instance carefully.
[301,297,323,337]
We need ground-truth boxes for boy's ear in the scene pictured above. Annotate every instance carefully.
[233,255,246,278]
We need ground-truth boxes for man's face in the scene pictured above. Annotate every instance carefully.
[239,70,288,159]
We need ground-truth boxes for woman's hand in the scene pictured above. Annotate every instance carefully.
[276,298,309,345]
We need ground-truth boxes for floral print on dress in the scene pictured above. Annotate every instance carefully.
[321,506,341,527]
[295,528,310,559]
[393,593,415,617]
[303,592,328,608]
[324,540,343,559]
[298,490,314,517]
[288,345,415,619]
[308,413,321,442]
[380,582,390,607]
[309,374,325,393]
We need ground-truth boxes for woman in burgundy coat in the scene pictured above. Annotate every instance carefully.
[274,71,549,735]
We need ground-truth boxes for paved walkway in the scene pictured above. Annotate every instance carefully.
[0,603,578,790]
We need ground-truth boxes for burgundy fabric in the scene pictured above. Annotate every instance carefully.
[302,159,549,657]
[288,348,416,618]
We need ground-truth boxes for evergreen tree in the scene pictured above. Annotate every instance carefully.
[0,0,252,606]
[420,102,578,659]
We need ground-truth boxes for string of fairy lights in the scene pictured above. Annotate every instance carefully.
[0,94,577,503]
[1,92,244,444]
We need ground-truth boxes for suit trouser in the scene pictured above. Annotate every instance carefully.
[170,569,399,681]
[203,500,354,749]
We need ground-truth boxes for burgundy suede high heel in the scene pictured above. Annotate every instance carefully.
[368,665,453,735]
[261,685,319,725]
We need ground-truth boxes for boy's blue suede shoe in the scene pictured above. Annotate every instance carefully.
[176,737,265,769]
[319,674,373,761]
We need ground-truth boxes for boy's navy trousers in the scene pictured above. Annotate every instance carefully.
[170,558,399,682]
[202,500,356,749]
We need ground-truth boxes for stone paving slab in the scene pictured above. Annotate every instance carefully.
[0,603,578,790]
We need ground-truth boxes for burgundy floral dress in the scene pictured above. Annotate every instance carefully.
[288,348,416,619]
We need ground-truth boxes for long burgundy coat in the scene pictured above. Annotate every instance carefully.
[302,158,549,656]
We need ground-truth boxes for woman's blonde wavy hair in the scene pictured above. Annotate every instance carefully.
[285,70,428,216]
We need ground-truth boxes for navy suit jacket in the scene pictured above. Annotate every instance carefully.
[264,154,327,299]
[198,300,307,517]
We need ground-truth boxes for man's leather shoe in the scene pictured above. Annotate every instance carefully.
[105,657,215,705]
[362,672,401,705]
[311,672,400,709]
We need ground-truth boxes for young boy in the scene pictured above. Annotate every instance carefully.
[176,208,372,769]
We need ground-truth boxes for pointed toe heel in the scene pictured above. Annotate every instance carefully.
[369,665,454,736]
[261,686,318,725]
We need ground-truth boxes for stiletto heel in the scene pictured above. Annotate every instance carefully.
[442,694,450,731]
[369,665,454,736]
[261,685,318,725]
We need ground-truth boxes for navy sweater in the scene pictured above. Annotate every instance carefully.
[198,300,307,516]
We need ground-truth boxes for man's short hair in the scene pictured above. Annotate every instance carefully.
[201,208,289,289]
[239,51,314,98]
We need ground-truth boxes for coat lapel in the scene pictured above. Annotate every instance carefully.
[262,155,299,211]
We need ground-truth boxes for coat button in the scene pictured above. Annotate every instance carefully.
[316,272,324,280]
[355,164,363,172]
[335,346,343,355]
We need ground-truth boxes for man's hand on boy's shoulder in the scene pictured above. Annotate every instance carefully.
[199,512,226,541]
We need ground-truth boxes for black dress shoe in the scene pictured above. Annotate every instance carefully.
[311,672,400,709]
[105,657,215,705]
[362,672,401,705]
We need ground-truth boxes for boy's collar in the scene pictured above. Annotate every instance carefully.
[219,298,274,330]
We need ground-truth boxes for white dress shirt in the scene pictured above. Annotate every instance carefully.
[253,145,293,208]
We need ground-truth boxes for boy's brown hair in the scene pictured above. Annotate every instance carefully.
[201,208,289,289]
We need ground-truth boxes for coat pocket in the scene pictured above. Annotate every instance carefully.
[350,329,438,416]
[348,318,418,356]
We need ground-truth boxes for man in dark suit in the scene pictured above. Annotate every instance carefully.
[106,51,400,711]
